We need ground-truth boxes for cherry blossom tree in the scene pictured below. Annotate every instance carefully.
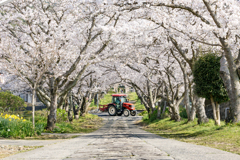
[0,0,119,130]
[116,0,240,122]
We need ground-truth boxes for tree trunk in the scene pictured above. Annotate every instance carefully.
[220,56,234,122]
[81,101,91,117]
[216,102,221,125]
[182,61,191,120]
[74,96,83,119]
[210,95,218,125]
[94,93,98,106]
[134,87,151,112]
[147,80,155,112]
[74,108,80,119]
[170,104,181,122]
[80,97,86,116]
[80,96,92,117]
[46,92,58,131]
[157,101,161,119]
[68,92,73,122]
[220,38,240,123]
[161,101,167,119]
[189,104,196,121]
[195,96,209,124]
[32,89,35,129]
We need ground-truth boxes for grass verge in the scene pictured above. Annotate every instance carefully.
[1,110,103,139]
[89,91,115,109]
[127,92,145,110]
[139,117,240,155]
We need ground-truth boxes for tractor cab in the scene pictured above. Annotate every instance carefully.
[112,94,128,109]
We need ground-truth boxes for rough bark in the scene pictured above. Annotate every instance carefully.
[221,38,240,123]
[189,104,196,121]
[73,95,83,119]
[220,56,234,122]
[94,93,98,106]
[216,102,221,125]
[210,95,221,126]
[195,96,209,124]
[68,92,73,122]
[80,97,86,117]
[210,95,217,124]
[147,80,156,113]
[80,100,91,117]
[170,104,181,122]
[46,92,58,131]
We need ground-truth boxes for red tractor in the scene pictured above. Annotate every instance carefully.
[99,94,137,117]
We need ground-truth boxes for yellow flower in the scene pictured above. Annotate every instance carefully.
[9,119,11,121]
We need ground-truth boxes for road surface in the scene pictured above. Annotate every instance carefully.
[3,112,240,160]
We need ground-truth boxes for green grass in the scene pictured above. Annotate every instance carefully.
[140,117,240,155]
[127,92,145,110]
[32,109,103,134]
[1,109,103,139]
[52,114,103,133]
[89,91,116,109]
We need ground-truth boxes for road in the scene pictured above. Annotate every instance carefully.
[3,112,240,160]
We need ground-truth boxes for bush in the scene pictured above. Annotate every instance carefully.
[180,107,188,118]
[56,108,68,123]
[143,109,158,122]
[0,113,44,138]
[0,91,26,112]
[193,53,229,103]
[138,110,148,116]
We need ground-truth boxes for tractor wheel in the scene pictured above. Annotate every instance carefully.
[130,111,137,116]
[108,105,117,116]
[123,109,130,117]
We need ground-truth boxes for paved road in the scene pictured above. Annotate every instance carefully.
[3,112,240,160]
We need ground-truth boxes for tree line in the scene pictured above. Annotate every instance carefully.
[0,0,240,130]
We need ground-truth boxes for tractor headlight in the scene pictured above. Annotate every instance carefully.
[130,105,135,108]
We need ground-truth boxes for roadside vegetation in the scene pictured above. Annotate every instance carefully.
[0,91,26,113]
[89,91,115,109]
[0,109,103,139]
[127,92,145,110]
[139,109,240,155]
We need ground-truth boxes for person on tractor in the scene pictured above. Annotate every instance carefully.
[115,97,121,110]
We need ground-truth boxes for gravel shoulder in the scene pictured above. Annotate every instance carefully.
[0,145,41,159]
[0,134,84,159]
